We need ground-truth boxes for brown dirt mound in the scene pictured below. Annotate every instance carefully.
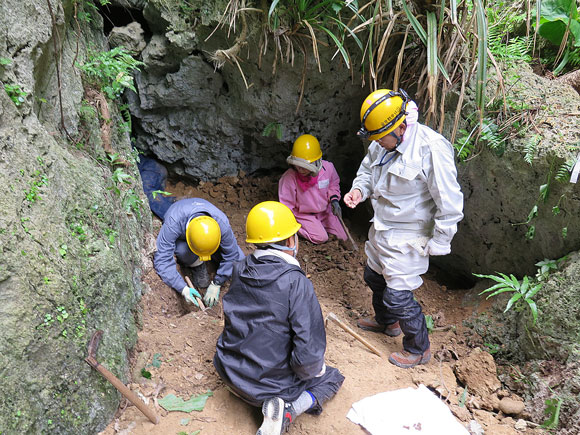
[100,175,545,435]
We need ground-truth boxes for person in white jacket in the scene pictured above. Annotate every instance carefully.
[344,89,464,368]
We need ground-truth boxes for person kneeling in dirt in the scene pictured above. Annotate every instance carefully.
[154,198,244,308]
[344,89,464,369]
[278,134,348,244]
[213,201,345,435]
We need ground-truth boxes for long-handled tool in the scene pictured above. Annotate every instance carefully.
[184,276,207,310]
[337,214,358,251]
[325,312,383,358]
[85,330,159,424]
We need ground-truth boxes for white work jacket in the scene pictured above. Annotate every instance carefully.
[352,122,464,246]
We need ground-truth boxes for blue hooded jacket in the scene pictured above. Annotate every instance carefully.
[154,198,244,291]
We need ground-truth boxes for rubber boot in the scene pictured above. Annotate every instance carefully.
[191,262,211,288]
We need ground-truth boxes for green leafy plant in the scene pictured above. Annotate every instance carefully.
[484,342,501,354]
[534,0,580,74]
[523,134,541,165]
[0,57,11,65]
[123,189,144,218]
[542,396,563,429]
[104,228,118,243]
[535,255,568,281]
[109,168,133,196]
[69,221,88,242]
[56,306,69,323]
[77,46,143,100]
[4,83,27,106]
[475,273,541,325]
[151,190,172,199]
[24,170,48,203]
[555,157,577,182]
[262,122,283,140]
[424,314,434,334]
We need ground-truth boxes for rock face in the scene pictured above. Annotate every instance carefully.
[0,0,150,433]
[125,0,580,278]
[439,62,580,277]
[127,0,368,187]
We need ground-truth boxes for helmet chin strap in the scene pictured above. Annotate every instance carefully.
[389,131,403,148]
[268,234,298,257]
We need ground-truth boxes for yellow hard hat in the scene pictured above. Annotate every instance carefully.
[357,89,410,141]
[186,216,221,261]
[246,201,301,244]
[290,134,322,163]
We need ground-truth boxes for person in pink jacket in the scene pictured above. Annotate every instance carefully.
[279,134,348,244]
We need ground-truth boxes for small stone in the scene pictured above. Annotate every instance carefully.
[468,420,484,435]
[515,419,527,431]
[499,397,525,415]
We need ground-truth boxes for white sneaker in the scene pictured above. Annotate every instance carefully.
[256,397,284,435]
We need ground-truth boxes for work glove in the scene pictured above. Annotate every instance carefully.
[422,239,451,256]
[204,281,221,308]
[331,199,342,217]
[181,286,202,306]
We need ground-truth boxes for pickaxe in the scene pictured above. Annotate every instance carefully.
[325,312,383,358]
[337,214,358,251]
[85,330,159,424]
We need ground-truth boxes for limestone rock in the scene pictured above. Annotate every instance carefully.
[454,348,501,398]
[411,364,458,402]
[499,397,525,416]
[108,22,146,55]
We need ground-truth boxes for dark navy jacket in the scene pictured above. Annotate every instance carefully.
[214,251,326,402]
[154,198,244,291]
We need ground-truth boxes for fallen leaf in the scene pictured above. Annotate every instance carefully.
[158,390,213,413]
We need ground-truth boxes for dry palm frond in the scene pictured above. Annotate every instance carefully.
[393,25,411,91]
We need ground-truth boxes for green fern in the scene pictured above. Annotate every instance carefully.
[488,25,532,63]
[555,158,577,182]
[454,128,476,161]
[523,134,541,165]
[262,122,283,140]
[480,118,506,155]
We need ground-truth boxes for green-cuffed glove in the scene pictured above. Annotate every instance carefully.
[181,286,202,306]
[204,281,221,307]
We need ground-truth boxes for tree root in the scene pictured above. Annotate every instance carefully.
[84,87,130,167]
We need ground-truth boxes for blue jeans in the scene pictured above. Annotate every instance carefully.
[364,265,430,354]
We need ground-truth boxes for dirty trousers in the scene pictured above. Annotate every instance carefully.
[364,265,430,355]
[214,357,345,415]
[295,209,347,244]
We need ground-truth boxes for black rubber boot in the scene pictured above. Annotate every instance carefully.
[191,262,210,288]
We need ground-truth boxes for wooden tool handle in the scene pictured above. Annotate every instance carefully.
[326,312,383,358]
[184,276,206,310]
[86,357,159,424]
[338,215,359,251]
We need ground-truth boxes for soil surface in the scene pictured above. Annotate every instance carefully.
[100,175,546,435]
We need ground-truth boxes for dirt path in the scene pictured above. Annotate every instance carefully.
[100,176,544,435]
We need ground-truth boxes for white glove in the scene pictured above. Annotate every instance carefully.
[204,281,221,308]
[422,239,451,256]
[315,363,326,377]
[181,286,201,306]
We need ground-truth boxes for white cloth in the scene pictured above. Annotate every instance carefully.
[346,384,469,435]
[351,120,464,246]
[253,248,300,267]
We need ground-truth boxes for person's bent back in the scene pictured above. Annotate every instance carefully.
[214,201,344,435]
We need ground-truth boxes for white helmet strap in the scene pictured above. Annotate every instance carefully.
[287,155,322,176]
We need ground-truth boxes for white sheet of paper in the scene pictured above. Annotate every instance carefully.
[346,385,469,435]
